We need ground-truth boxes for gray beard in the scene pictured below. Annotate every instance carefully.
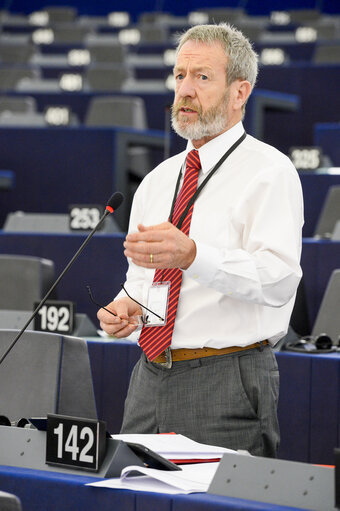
[171,99,229,141]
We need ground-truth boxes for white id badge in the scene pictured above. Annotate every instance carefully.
[144,282,170,327]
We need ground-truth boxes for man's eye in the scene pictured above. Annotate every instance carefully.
[176,74,184,80]
[200,74,208,80]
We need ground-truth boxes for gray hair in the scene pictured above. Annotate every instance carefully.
[176,23,258,90]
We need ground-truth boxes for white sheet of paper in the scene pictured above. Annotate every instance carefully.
[110,433,236,459]
[86,462,220,494]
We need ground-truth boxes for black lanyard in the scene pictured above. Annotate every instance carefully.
[169,131,247,230]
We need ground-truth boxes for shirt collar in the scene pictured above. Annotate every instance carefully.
[185,122,245,175]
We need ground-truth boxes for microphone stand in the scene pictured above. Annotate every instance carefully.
[0,208,111,366]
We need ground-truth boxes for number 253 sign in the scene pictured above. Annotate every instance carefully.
[46,414,106,471]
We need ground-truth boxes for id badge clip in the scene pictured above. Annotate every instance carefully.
[143,282,170,327]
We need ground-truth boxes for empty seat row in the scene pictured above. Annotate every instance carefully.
[0,93,147,126]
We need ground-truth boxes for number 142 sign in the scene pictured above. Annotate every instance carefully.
[46,414,107,472]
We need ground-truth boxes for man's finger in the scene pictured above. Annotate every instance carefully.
[124,241,164,256]
[137,222,170,232]
[125,230,167,243]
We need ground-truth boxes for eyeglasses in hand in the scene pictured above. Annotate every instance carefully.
[86,284,164,326]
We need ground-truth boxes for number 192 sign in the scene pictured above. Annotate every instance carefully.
[46,414,107,472]
[34,300,75,334]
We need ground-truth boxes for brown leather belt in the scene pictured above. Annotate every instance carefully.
[152,340,269,364]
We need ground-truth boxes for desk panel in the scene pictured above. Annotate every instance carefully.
[275,352,312,463]
[100,340,140,433]
[87,339,140,433]
[0,464,309,511]
[0,465,134,511]
[310,354,340,464]
[314,123,340,167]
[299,172,340,238]
[172,493,302,511]
[0,126,116,226]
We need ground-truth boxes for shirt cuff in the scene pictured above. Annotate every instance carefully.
[185,240,222,286]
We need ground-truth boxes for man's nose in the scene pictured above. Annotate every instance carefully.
[177,75,196,98]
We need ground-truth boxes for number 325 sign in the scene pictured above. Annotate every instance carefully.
[46,414,106,471]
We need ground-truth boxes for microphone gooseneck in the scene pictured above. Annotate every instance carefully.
[0,192,125,366]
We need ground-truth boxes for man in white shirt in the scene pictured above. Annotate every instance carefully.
[98,23,303,457]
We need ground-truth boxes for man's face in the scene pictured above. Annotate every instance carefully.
[171,40,231,147]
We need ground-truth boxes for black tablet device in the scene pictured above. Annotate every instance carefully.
[126,442,181,471]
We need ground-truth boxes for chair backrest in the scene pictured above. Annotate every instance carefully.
[138,11,172,24]
[88,42,126,64]
[42,6,77,23]
[0,112,47,126]
[53,26,89,44]
[0,491,22,511]
[288,8,320,23]
[85,95,147,129]
[332,220,340,241]
[312,269,340,343]
[0,329,97,422]
[0,43,35,64]
[314,185,340,238]
[313,22,338,41]
[0,96,36,114]
[85,65,132,91]
[199,7,244,23]
[0,254,56,310]
[138,24,169,43]
[0,69,39,91]
[313,44,340,64]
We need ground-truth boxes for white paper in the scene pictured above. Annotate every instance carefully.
[86,462,219,494]
[88,475,190,494]
[111,433,236,459]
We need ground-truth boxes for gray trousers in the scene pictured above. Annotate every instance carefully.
[120,344,280,458]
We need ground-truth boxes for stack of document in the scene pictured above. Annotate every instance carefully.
[87,462,220,494]
[87,434,237,494]
[111,433,236,463]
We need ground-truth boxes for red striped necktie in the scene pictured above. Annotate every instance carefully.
[138,149,201,361]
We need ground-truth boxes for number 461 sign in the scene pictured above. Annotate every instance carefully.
[46,414,107,472]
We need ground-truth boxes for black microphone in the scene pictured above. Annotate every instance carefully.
[0,192,124,366]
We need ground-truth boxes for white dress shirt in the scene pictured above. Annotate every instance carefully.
[116,121,304,348]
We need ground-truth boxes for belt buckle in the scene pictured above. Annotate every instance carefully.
[159,347,172,369]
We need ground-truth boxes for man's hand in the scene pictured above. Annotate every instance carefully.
[123,222,196,270]
[97,297,142,338]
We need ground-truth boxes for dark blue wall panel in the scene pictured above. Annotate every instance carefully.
[314,124,340,167]
[2,0,340,18]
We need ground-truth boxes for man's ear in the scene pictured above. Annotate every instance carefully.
[232,80,252,111]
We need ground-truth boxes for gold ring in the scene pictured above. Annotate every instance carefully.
[150,254,153,264]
